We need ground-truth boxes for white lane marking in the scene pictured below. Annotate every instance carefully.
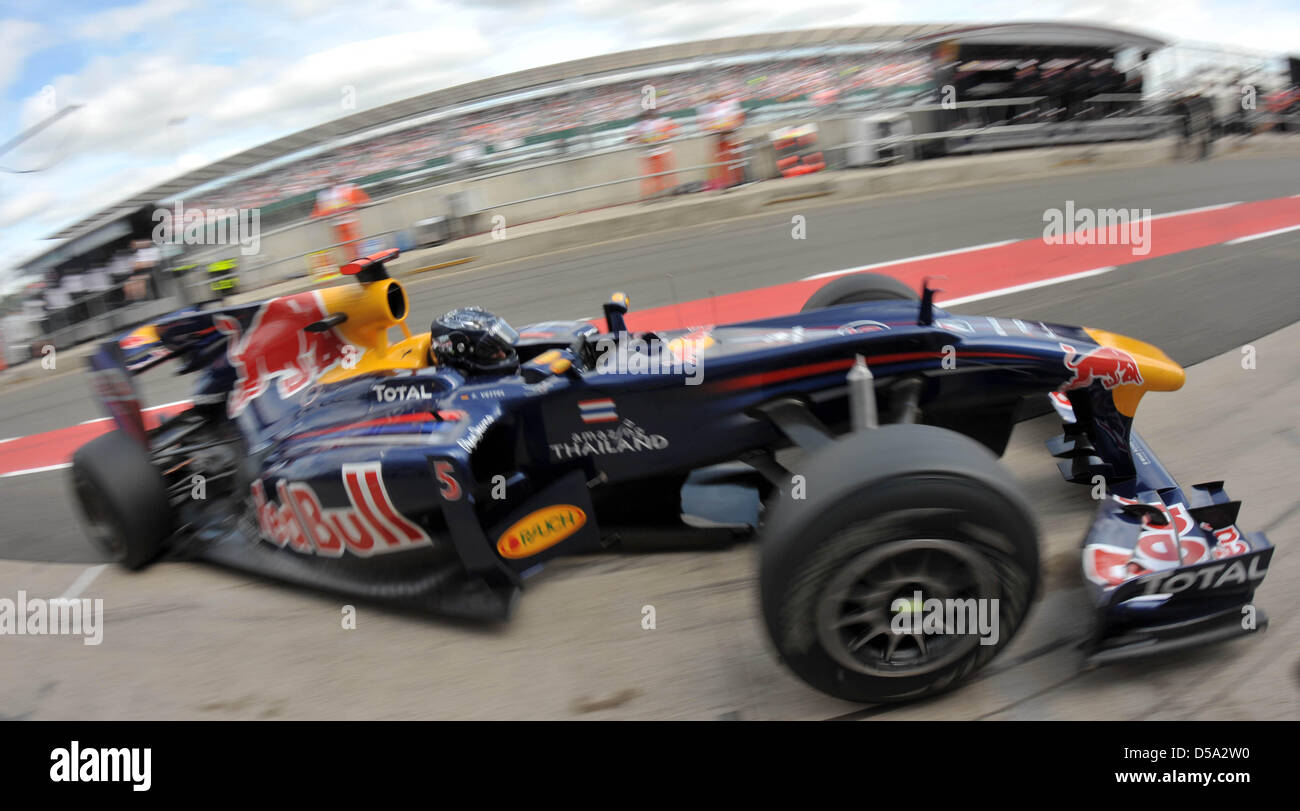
[938,266,1118,308]
[1224,224,1300,245]
[800,205,1242,284]
[1,462,72,478]
[1148,202,1240,221]
[3,399,195,477]
[78,399,192,425]
[60,564,108,600]
[801,240,1016,281]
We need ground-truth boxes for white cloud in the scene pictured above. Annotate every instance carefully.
[1,0,1297,277]
[14,23,488,170]
[568,0,906,44]
[0,19,43,95]
[73,0,193,41]
[207,26,490,124]
[0,188,52,228]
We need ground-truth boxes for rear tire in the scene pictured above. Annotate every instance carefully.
[801,273,919,311]
[70,430,173,570]
[760,425,1039,704]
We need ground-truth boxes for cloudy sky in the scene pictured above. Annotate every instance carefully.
[1,0,1296,281]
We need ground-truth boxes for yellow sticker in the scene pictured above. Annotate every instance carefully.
[496,505,587,559]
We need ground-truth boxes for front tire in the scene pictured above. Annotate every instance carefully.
[70,430,173,569]
[801,273,919,311]
[760,425,1039,704]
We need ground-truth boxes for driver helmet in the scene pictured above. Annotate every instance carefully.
[430,306,519,374]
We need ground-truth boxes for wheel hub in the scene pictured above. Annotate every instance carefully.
[815,537,1000,678]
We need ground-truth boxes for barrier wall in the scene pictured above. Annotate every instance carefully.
[161,114,1236,297]
[186,109,1164,289]
[202,133,726,289]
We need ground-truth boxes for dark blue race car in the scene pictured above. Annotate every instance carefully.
[70,249,1273,704]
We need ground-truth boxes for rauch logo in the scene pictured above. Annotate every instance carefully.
[497,505,587,559]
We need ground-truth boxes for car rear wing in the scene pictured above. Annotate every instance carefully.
[87,340,148,446]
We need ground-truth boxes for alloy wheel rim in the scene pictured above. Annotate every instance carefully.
[815,537,1000,678]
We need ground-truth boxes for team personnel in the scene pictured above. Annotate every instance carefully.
[312,176,371,260]
[630,109,680,201]
[698,90,746,190]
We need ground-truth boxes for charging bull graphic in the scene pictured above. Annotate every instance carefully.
[1083,496,1254,588]
[1059,342,1143,390]
[214,292,349,416]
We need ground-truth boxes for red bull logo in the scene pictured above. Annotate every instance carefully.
[214,292,349,416]
[251,462,433,556]
[1059,342,1143,391]
[119,328,155,350]
[1082,496,1251,588]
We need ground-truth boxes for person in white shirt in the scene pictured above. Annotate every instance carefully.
[629,109,679,200]
[698,91,745,191]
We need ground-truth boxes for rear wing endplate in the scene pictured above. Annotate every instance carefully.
[87,341,147,445]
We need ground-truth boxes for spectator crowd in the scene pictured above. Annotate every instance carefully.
[186,52,931,214]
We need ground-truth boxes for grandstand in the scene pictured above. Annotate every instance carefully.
[41,20,1291,363]
[184,49,933,225]
[26,21,1168,263]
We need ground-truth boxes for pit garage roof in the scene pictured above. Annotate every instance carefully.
[36,21,1165,258]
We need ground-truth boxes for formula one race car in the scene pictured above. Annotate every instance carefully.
[70,249,1274,704]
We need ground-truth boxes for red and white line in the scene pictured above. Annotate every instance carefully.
[1224,223,1300,245]
[4,194,1299,480]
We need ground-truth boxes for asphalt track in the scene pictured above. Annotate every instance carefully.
[0,154,1297,719]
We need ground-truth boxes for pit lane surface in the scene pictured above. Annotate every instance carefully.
[0,155,1297,719]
